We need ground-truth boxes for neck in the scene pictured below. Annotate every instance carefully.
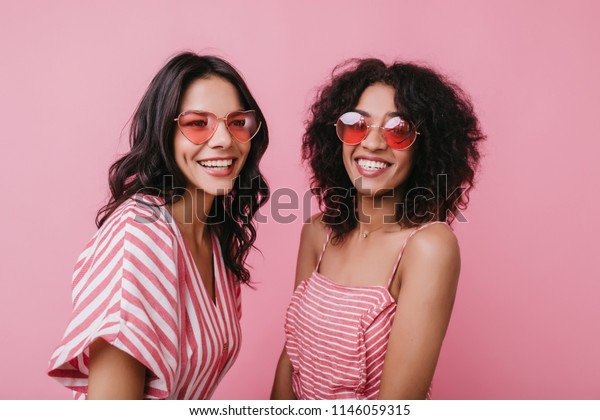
[169,188,214,245]
[356,190,402,236]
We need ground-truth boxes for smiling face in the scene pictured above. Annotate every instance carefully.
[342,83,415,197]
[173,76,252,196]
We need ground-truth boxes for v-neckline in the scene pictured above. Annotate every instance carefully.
[164,202,221,312]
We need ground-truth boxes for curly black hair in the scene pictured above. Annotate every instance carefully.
[302,58,484,243]
[96,52,269,283]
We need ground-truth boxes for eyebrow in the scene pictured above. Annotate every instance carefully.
[177,108,246,115]
[353,109,401,118]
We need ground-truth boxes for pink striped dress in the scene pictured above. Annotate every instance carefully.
[285,222,445,399]
[47,194,242,399]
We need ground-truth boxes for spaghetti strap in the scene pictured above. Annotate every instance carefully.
[315,229,332,272]
[386,221,449,288]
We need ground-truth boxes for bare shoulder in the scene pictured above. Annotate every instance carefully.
[299,212,329,252]
[399,223,461,288]
[295,213,329,287]
[404,223,459,262]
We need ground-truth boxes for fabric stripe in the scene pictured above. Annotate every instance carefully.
[48,194,242,399]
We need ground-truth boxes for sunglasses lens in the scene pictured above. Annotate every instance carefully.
[177,111,217,144]
[336,112,368,144]
[227,110,260,143]
[384,116,416,150]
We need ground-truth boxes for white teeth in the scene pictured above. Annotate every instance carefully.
[199,159,233,168]
[357,159,389,170]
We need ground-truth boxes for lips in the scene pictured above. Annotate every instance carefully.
[356,158,389,170]
[354,156,392,177]
[196,157,236,177]
[198,158,234,168]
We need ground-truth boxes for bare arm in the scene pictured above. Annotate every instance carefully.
[87,339,147,399]
[378,224,460,399]
[271,347,295,399]
[271,215,326,399]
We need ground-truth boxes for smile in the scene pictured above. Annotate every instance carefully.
[356,158,390,170]
[353,157,392,178]
[198,159,234,169]
[196,158,236,177]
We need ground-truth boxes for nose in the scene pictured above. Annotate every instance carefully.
[206,118,234,149]
[360,125,387,151]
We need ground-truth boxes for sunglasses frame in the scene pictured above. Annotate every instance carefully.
[333,112,421,151]
[174,110,262,145]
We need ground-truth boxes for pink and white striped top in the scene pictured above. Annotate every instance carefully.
[47,194,242,399]
[285,222,445,399]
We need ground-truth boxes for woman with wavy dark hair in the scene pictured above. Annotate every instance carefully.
[272,59,483,399]
[48,52,269,399]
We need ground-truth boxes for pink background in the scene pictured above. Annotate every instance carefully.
[1,0,599,399]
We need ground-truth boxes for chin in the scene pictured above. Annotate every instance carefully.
[203,182,236,197]
[184,176,236,196]
[355,186,396,198]
[351,177,390,196]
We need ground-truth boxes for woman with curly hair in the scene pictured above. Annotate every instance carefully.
[48,52,269,399]
[272,59,483,399]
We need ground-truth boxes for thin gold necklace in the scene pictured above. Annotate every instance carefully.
[359,223,390,238]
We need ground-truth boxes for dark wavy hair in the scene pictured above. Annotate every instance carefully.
[303,58,484,243]
[96,52,269,283]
